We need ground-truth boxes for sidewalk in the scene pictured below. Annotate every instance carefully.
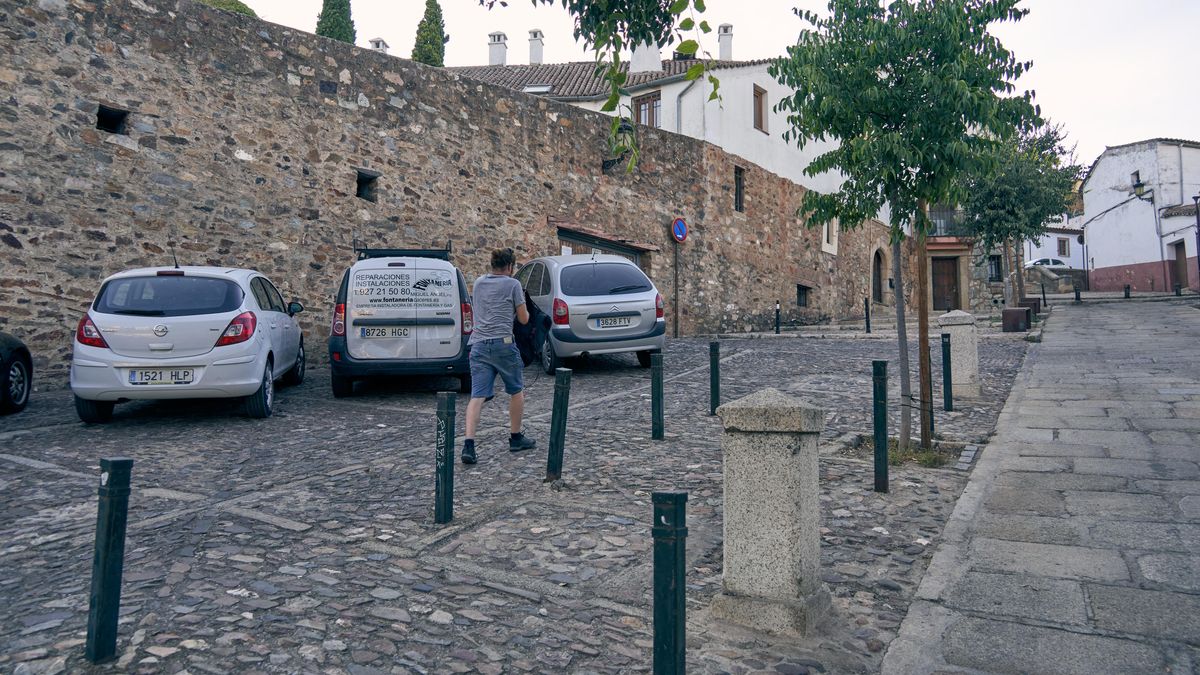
[882,300,1200,673]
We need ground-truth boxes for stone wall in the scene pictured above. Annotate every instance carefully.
[0,0,889,384]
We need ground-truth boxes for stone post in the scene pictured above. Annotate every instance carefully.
[711,388,830,636]
[937,310,981,398]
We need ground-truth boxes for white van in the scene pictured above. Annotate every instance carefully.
[327,248,472,397]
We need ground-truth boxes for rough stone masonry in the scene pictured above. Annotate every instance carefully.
[0,0,890,384]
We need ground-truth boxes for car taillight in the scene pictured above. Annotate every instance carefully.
[331,303,345,337]
[215,311,256,347]
[655,293,664,319]
[552,298,570,326]
[461,302,473,335]
[76,314,109,349]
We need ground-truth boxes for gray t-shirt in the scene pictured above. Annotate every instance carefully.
[469,274,524,345]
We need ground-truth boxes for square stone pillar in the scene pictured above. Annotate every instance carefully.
[937,310,981,398]
[711,388,830,636]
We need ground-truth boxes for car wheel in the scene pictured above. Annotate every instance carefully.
[636,350,656,369]
[245,360,274,418]
[0,353,31,414]
[541,333,561,375]
[75,395,114,424]
[331,372,354,398]
[282,340,305,387]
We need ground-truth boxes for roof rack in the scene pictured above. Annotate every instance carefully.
[353,239,453,261]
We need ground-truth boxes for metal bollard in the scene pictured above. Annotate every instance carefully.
[652,491,688,675]
[1074,285,1082,303]
[544,368,572,482]
[709,341,720,416]
[1040,282,1049,308]
[872,361,888,493]
[774,300,781,335]
[651,353,664,440]
[435,392,455,524]
[941,333,953,412]
[864,297,871,334]
[1124,284,1131,299]
[85,457,134,664]
[1176,283,1183,297]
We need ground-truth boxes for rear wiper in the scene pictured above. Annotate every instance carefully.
[110,309,166,316]
[608,284,649,293]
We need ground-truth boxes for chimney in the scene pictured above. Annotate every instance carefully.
[488,32,508,66]
[630,41,662,73]
[368,37,390,55]
[529,29,544,65]
[718,24,733,60]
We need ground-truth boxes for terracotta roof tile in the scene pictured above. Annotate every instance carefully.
[1162,203,1199,219]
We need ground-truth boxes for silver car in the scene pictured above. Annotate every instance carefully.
[517,254,665,374]
[70,266,305,422]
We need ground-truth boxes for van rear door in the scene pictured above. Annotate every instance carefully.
[413,264,461,359]
[346,263,417,360]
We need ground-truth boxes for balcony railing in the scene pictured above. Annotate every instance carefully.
[929,208,975,238]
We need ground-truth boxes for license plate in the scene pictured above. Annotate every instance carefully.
[360,327,411,338]
[596,317,633,328]
[128,369,194,385]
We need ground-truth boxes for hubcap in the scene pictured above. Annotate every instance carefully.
[541,338,552,371]
[297,345,305,377]
[8,361,28,405]
[264,366,273,408]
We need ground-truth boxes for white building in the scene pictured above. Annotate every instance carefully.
[1079,138,1200,292]
[1024,223,1086,270]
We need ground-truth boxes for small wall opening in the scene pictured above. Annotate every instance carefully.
[734,166,745,212]
[796,283,810,307]
[96,104,129,135]
[356,169,380,202]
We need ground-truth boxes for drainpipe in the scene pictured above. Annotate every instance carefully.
[675,76,701,135]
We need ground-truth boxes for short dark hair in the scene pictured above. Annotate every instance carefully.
[491,248,515,271]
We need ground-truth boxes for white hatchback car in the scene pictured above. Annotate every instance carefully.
[70,267,305,423]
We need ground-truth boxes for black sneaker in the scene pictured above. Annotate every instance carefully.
[461,442,477,465]
[509,433,536,452]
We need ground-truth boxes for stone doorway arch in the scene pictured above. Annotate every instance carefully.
[872,248,885,303]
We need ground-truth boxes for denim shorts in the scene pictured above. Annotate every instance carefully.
[469,339,524,399]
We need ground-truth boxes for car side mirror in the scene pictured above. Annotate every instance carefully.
[288,301,304,316]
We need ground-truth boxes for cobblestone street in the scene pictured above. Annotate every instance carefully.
[1,334,1027,674]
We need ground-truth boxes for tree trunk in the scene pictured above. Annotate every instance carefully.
[1002,240,1015,308]
[1014,239,1027,301]
[891,237,912,453]
[916,200,933,450]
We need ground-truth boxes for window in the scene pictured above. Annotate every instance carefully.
[821,217,839,254]
[633,91,661,128]
[526,264,544,298]
[559,263,651,297]
[96,104,129,135]
[1057,237,1070,257]
[95,276,243,317]
[261,278,287,312]
[734,166,745,212]
[356,169,379,202]
[753,85,767,133]
[796,284,810,307]
[988,255,1003,282]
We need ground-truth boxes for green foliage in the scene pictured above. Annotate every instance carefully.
[201,0,257,17]
[961,123,1083,251]
[316,0,355,44]
[769,0,1040,238]
[412,0,449,67]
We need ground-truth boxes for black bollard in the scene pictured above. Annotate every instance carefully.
[1041,282,1049,308]
[774,300,781,335]
[1074,285,1081,303]
[1124,284,1131,299]
[941,333,953,412]
[1176,283,1183,297]
[544,368,572,482]
[872,361,888,493]
[652,492,688,675]
[85,457,134,664]
[709,341,720,416]
[864,296,871,334]
[434,392,455,524]
[651,353,664,440]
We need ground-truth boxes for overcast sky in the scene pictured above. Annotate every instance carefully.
[248,0,1199,167]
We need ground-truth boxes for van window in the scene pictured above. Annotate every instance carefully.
[559,263,652,297]
[526,264,545,297]
[94,276,244,317]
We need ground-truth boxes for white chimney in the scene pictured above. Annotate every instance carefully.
[488,32,508,66]
[368,37,389,55]
[630,42,662,73]
[718,24,733,60]
[529,29,544,65]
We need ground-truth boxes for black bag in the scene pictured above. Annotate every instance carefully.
[513,291,548,367]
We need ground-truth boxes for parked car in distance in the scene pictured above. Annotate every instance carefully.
[70,267,305,423]
[516,254,665,375]
[0,331,32,414]
[1025,257,1072,269]
[328,247,473,397]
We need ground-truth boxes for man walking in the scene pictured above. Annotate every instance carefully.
[462,248,536,464]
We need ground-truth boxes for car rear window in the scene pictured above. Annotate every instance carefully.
[94,276,244,317]
[559,263,652,297]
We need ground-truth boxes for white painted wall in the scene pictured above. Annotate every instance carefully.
[1025,229,1086,269]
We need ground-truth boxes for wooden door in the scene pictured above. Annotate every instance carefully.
[932,257,960,311]
[1172,242,1188,290]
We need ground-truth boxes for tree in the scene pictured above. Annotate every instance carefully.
[316,0,355,44]
[770,0,1038,449]
[962,123,1081,305]
[412,0,449,67]
[202,0,257,17]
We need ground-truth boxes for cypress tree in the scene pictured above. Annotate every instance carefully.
[411,0,449,67]
[315,0,356,44]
